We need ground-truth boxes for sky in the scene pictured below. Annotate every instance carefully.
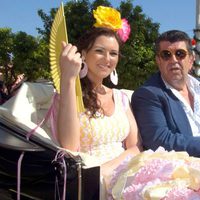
[0,0,197,38]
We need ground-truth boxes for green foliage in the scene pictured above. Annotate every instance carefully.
[63,0,93,44]
[91,0,111,10]
[12,31,50,81]
[0,0,160,91]
[0,28,50,94]
[36,0,159,89]
[116,0,159,89]
[0,28,13,65]
[37,9,55,43]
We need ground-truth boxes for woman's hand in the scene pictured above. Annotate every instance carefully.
[60,42,82,81]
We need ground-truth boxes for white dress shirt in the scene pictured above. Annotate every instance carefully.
[163,74,200,136]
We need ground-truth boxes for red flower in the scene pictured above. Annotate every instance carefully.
[191,38,196,46]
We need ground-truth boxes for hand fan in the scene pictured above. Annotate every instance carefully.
[49,2,85,112]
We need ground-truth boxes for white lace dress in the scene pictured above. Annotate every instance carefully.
[79,89,130,165]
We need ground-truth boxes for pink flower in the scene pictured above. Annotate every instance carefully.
[117,18,131,42]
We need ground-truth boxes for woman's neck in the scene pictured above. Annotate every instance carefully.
[93,84,106,94]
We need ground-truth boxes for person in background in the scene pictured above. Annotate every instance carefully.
[56,5,142,177]
[131,30,200,157]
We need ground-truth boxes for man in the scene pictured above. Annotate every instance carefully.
[131,30,200,157]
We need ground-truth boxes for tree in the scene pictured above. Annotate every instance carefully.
[0,28,14,100]
[37,0,159,90]
[117,1,159,89]
[0,28,13,66]
[0,0,160,97]
[13,32,50,81]
[0,29,50,102]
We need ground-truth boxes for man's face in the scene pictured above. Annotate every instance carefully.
[156,41,194,90]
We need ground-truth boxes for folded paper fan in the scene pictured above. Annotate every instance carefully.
[49,2,85,112]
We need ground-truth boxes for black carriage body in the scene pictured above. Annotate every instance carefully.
[0,118,99,200]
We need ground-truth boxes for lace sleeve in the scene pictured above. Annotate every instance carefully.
[120,90,132,111]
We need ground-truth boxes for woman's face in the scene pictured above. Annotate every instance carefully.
[82,35,119,83]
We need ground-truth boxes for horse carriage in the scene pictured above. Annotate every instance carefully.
[0,82,100,200]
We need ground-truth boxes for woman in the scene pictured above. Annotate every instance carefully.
[57,6,142,173]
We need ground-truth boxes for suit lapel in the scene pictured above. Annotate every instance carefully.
[162,83,193,136]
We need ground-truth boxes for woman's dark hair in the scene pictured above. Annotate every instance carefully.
[155,30,193,55]
[77,27,123,118]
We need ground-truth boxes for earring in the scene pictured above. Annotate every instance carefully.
[79,61,88,78]
[110,69,118,85]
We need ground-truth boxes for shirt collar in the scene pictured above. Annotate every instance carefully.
[161,74,200,92]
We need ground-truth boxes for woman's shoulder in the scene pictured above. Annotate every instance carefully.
[113,88,132,110]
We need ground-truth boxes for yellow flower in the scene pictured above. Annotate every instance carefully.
[93,6,122,31]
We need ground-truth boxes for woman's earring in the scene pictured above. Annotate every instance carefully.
[79,61,88,78]
[110,69,118,85]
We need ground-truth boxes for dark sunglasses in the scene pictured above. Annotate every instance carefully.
[159,49,188,61]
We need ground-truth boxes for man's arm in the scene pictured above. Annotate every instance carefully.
[131,87,200,157]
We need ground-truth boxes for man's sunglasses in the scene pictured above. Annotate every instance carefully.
[158,49,188,61]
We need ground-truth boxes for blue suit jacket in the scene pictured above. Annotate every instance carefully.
[131,72,200,157]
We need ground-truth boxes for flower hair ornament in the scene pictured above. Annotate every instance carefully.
[93,6,131,42]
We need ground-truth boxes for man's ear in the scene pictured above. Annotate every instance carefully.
[189,53,195,70]
[190,52,195,63]
[156,55,161,66]
[155,55,163,71]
